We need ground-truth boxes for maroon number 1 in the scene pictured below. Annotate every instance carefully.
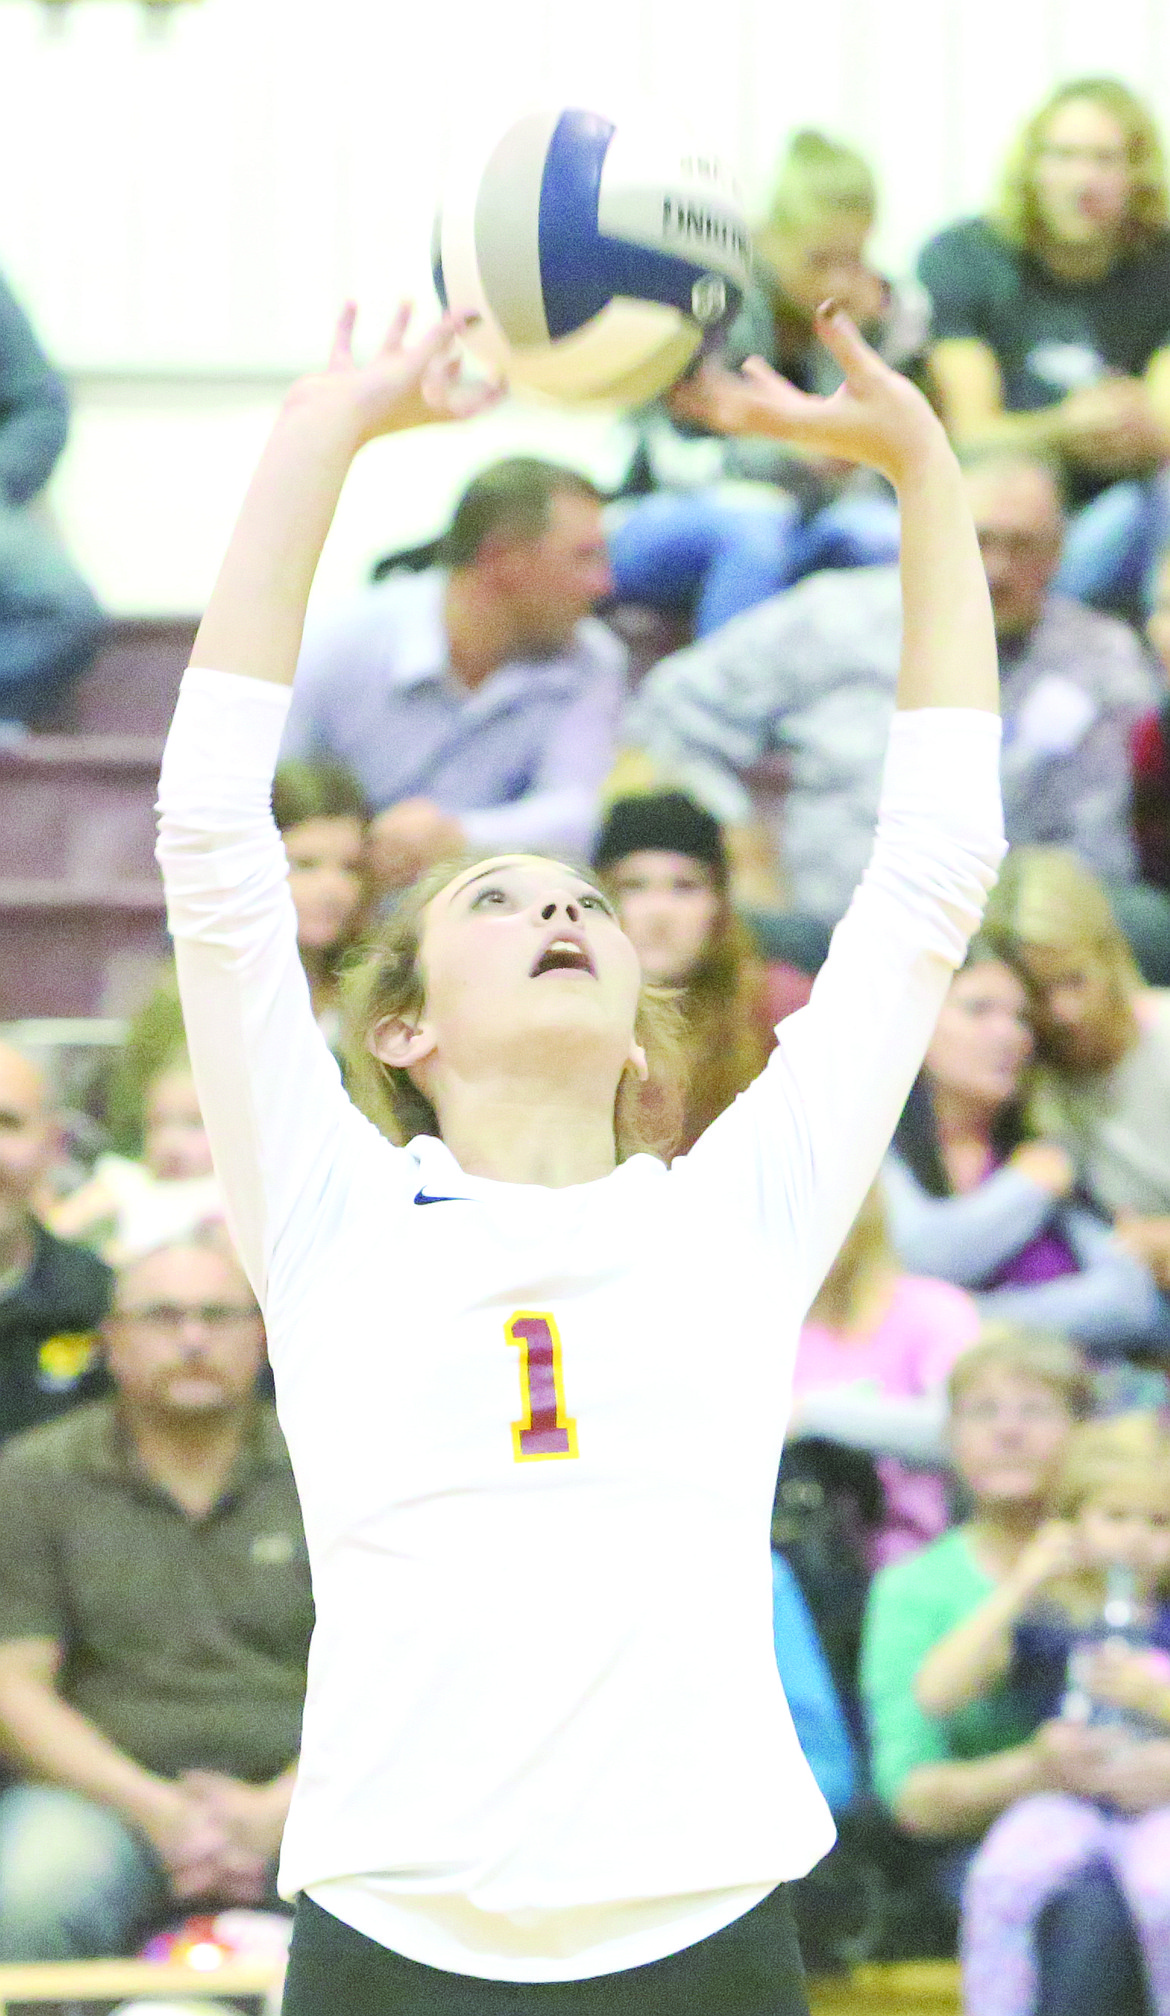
[506,1311,578,1462]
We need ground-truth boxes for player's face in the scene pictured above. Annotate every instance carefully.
[105,1243,266,1418]
[498,495,612,653]
[950,1371,1074,1507]
[1078,1488,1170,1580]
[384,855,645,1099]
[609,851,722,987]
[1032,98,1133,248]
[284,814,367,955]
[925,960,1033,1112]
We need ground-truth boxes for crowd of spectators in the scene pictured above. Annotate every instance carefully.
[11,61,1170,2016]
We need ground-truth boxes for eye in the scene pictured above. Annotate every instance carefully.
[470,885,510,909]
[579,891,615,917]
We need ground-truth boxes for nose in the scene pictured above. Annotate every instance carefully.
[540,898,580,923]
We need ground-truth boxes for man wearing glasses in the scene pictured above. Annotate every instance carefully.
[0,1231,312,1960]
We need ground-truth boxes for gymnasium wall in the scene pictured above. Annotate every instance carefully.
[5,0,1170,615]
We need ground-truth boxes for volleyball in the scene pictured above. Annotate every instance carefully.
[433,107,752,407]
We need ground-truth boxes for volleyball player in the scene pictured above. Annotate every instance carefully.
[155,300,1003,2016]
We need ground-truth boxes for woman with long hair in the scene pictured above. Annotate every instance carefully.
[155,298,1002,2016]
[592,790,772,1151]
[984,847,1170,1299]
[919,76,1170,611]
[885,933,1167,1350]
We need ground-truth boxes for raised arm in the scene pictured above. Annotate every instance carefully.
[671,303,998,716]
[191,305,490,688]
[157,310,497,1299]
[672,309,1003,1300]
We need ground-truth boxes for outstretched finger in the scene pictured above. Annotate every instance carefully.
[809,301,887,387]
[328,301,358,371]
[377,301,413,357]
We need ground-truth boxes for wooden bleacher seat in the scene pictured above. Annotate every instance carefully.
[0,1956,957,2016]
[808,1960,961,2013]
[0,1953,280,2012]
[47,618,199,738]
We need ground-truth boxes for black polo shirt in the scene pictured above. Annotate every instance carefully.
[0,1219,112,1445]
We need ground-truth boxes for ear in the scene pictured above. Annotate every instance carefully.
[625,1038,649,1084]
[370,1016,438,1072]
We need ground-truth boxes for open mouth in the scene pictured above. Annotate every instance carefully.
[530,937,597,978]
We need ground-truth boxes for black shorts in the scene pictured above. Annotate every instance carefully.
[282,1887,809,2016]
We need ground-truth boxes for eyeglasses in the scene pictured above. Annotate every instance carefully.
[114,1304,259,1333]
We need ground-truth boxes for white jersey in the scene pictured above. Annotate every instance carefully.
[156,670,1004,1981]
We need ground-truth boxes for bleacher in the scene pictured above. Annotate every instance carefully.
[0,619,195,1021]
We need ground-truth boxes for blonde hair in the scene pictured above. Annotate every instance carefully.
[808,1182,896,1330]
[1049,1413,1170,1615]
[340,855,685,1161]
[947,1323,1094,1420]
[1054,1412,1170,1520]
[762,129,876,239]
[982,847,1141,1060]
[995,77,1170,253]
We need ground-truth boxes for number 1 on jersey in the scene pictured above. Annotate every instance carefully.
[507,1312,578,1462]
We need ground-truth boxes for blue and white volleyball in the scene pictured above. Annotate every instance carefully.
[434,108,751,406]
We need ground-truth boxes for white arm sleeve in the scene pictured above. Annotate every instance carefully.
[675,710,1005,1315]
[155,667,404,1305]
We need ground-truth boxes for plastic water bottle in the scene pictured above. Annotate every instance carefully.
[1061,1565,1146,1727]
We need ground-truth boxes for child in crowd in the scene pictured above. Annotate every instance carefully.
[884,935,1169,1352]
[273,758,371,1047]
[950,1415,1170,2016]
[593,791,773,1150]
[608,130,924,633]
[791,1182,980,1569]
[50,988,221,1262]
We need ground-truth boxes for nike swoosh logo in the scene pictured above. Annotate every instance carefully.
[413,1191,467,1206]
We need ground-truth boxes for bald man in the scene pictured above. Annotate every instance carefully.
[0,1041,111,1441]
[624,451,1160,920]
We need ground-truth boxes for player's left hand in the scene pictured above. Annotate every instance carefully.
[670,303,945,489]
[295,303,504,444]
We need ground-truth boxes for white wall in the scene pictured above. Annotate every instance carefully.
[6,0,1170,613]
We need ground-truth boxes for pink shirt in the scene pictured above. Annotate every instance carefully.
[795,1273,980,1567]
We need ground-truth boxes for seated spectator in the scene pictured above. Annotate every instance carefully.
[622,451,1158,923]
[1130,541,1170,888]
[919,77,1170,616]
[273,758,371,1045]
[280,458,625,886]
[592,791,776,1149]
[608,130,915,632]
[947,1413,1170,2016]
[885,935,1169,1351]
[0,1038,111,1441]
[0,267,105,729]
[862,1330,1153,2012]
[0,1232,311,1960]
[791,1182,981,1570]
[51,1020,221,1264]
[986,847,1170,1287]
